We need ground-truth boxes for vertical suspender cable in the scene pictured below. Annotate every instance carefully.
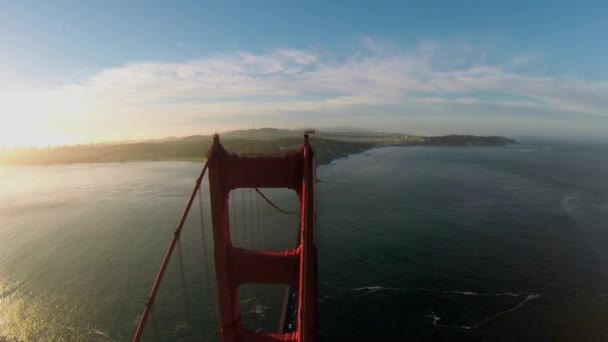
[266,200,270,247]
[241,189,248,248]
[256,191,262,249]
[176,238,191,322]
[268,198,273,248]
[230,191,238,246]
[264,199,270,248]
[256,189,260,249]
[198,186,210,285]
[251,189,262,249]
[150,309,160,342]
[249,188,256,249]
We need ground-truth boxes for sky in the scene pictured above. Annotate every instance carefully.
[0,0,607,147]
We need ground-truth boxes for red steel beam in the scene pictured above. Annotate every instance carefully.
[240,331,298,342]
[222,153,303,191]
[207,133,318,342]
[230,249,300,287]
[297,135,318,342]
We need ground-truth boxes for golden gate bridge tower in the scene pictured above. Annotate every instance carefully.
[133,133,318,342]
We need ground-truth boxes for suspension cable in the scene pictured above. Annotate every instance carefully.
[198,185,210,285]
[176,238,191,321]
[254,188,296,215]
[133,158,210,342]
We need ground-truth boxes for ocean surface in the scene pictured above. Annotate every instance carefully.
[1,141,607,341]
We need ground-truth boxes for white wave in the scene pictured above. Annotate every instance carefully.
[352,286,408,298]
[426,312,444,327]
[561,193,578,219]
[350,285,542,331]
[474,293,541,328]
[0,280,24,299]
[443,290,536,298]
[526,294,541,300]
[495,292,521,297]
[174,322,190,332]
[442,290,484,296]
[424,292,541,330]
[241,297,257,304]
[70,327,115,341]
[352,286,385,292]
[494,294,540,317]
[93,329,110,338]
[426,312,473,329]
[319,293,340,303]
[249,304,270,315]
[352,286,534,298]
[352,286,406,293]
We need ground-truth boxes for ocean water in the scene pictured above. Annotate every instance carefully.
[1,142,608,341]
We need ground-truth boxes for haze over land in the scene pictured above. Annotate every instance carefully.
[0,128,517,166]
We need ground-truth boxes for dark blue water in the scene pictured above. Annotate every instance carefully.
[1,142,607,341]
[317,143,608,341]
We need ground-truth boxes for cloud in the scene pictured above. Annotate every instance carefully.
[71,41,608,113]
[1,39,607,145]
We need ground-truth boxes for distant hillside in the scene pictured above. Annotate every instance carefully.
[220,128,300,140]
[325,133,518,146]
[0,129,517,166]
[0,136,373,166]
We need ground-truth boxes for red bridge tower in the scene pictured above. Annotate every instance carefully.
[207,134,318,342]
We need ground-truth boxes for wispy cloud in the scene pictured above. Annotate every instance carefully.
[1,39,607,146]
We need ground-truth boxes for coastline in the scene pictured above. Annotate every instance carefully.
[0,134,518,167]
[0,144,518,168]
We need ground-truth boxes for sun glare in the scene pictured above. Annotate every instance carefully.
[0,91,86,148]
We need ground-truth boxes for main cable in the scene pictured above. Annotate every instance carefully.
[254,188,296,215]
